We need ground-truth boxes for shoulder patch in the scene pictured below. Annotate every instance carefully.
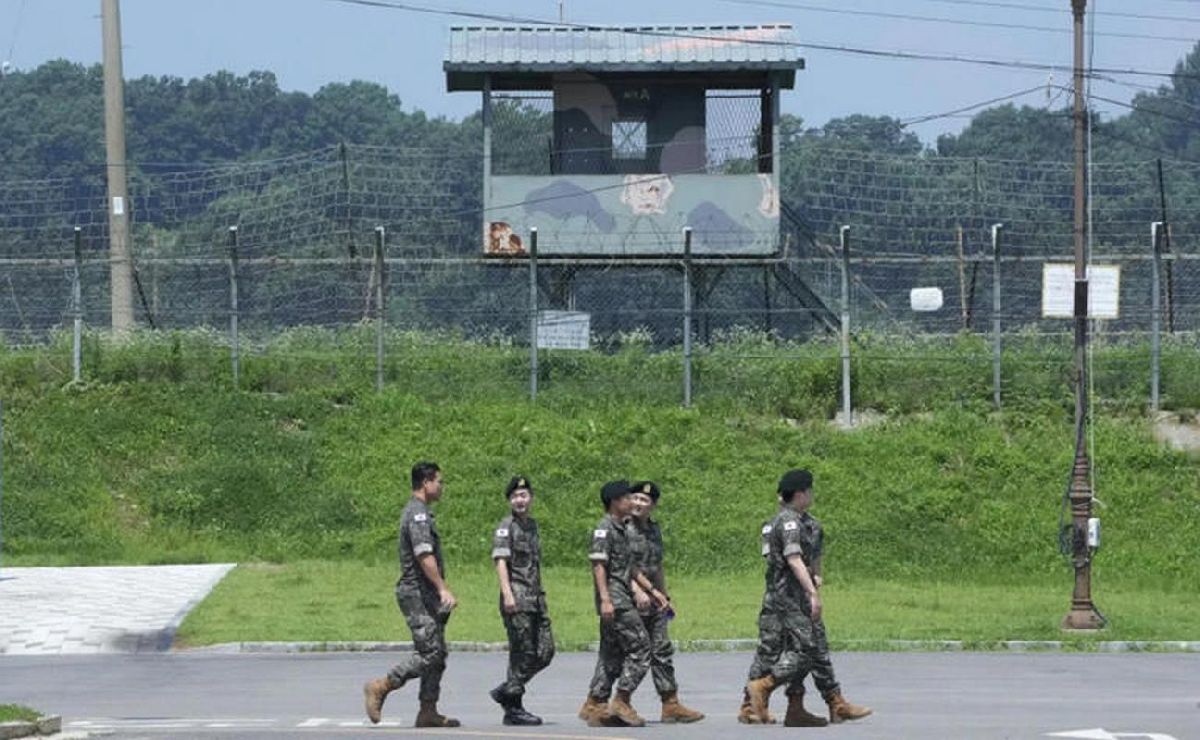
[783,521,798,531]
[593,529,608,538]
[761,524,773,534]
[495,527,509,537]
[413,513,428,522]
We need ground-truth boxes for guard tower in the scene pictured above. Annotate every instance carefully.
[444,24,805,257]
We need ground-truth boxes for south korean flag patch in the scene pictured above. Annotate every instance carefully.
[414,513,428,522]
[593,528,608,539]
[783,521,798,531]
[496,527,509,537]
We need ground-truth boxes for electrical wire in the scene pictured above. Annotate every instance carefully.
[720,0,1200,44]
[910,0,1200,25]
[327,0,1200,84]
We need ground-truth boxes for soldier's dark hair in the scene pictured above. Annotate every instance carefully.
[631,480,661,503]
[600,480,631,509]
[778,469,813,503]
[411,461,441,490]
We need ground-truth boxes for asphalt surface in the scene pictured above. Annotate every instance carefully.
[1,651,1196,739]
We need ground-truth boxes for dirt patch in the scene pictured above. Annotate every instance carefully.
[830,408,888,431]
[1152,411,1200,453]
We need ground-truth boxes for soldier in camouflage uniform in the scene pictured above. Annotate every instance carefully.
[488,476,555,726]
[628,481,705,723]
[742,469,871,726]
[363,461,461,728]
[578,480,667,728]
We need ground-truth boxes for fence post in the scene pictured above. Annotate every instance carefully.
[529,228,538,402]
[374,226,386,393]
[1151,221,1163,412]
[0,399,5,577]
[72,227,84,384]
[682,227,694,408]
[227,226,240,390]
[992,223,1003,410]
[839,225,852,426]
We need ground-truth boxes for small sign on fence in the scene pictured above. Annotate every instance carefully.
[1041,264,1121,319]
[910,287,944,312]
[537,311,591,350]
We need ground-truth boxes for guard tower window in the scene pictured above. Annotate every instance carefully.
[612,119,647,160]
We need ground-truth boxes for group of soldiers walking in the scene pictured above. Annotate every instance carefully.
[361,462,872,728]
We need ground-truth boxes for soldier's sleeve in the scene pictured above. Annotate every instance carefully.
[407,512,435,557]
[780,516,805,558]
[760,522,773,558]
[812,521,825,574]
[491,519,512,560]
[588,522,610,562]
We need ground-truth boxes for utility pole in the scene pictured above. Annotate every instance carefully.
[1063,0,1104,631]
[102,0,134,332]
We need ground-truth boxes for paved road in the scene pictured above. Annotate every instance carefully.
[0,565,234,654]
[1,651,1197,739]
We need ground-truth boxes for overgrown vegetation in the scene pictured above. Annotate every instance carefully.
[2,331,1197,590]
[0,705,41,723]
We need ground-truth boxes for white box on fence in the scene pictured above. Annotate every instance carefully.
[1041,264,1121,319]
[910,287,944,312]
[536,311,591,350]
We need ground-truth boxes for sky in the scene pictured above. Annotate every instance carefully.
[2,0,1198,146]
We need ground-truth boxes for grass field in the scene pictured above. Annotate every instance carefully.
[0,705,41,723]
[175,562,1200,649]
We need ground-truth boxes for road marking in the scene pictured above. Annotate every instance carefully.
[296,721,635,739]
[1048,729,1179,740]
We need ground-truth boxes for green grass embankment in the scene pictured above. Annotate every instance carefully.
[1,329,1197,644]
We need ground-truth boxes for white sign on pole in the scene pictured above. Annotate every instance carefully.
[111,196,125,216]
[536,310,590,350]
[1041,264,1121,319]
[910,287,944,313]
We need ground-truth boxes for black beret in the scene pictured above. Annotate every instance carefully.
[631,480,661,502]
[505,476,533,498]
[777,469,813,494]
[600,480,632,507]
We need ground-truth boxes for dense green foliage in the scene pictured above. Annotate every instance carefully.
[2,332,1197,588]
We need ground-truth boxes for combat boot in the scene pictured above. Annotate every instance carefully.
[737,687,776,724]
[827,691,872,723]
[506,696,543,726]
[608,689,647,727]
[784,688,829,727]
[578,695,609,724]
[745,674,778,724]
[362,677,394,725]
[660,691,705,723]
[414,700,461,728]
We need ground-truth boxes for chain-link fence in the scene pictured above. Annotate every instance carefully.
[2,143,1198,410]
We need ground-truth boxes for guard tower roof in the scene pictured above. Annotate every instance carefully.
[444,23,805,91]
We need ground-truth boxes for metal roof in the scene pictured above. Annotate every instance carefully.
[444,24,804,91]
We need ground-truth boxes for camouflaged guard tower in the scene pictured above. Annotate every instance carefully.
[445,24,805,258]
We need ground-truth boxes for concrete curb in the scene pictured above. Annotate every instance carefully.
[0,716,69,739]
[188,639,1200,654]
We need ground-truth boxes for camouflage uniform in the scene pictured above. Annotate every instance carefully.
[587,514,651,699]
[753,507,818,687]
[492,513,555,697]
[747,511,839,698]
[387,497,450,702]
[636,518,678,695]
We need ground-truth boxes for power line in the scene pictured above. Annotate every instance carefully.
[719,0,1200,44]
[326,0,1200,84]
[909,0,1200,25]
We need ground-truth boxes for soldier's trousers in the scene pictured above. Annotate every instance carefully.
[497,610,556,697]
[388,592,450,702]
[588,609,651,698]
[642,608,677,695]
[748,607,840,699]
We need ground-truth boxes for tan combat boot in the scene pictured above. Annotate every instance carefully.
[608,689,647,727]
[660,691,705,723]
[745,674,778,724]
[827,691,872,723]
[362,678,393,725]
[784,688,829,727]
[578,695,609,724]
[414,700,461,728]
[737,687,776,724]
